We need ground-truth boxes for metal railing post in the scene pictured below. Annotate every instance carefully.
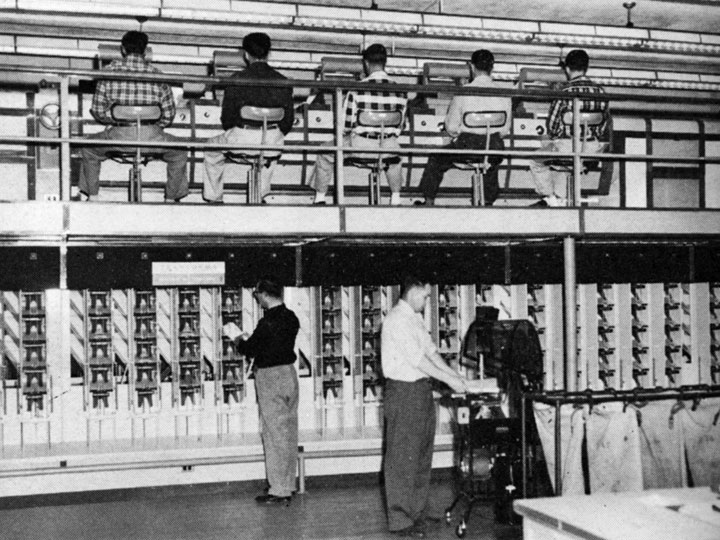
[563,236,577,392]
[333,87,345,205]
[59,76,71,201]
[571,96,581,207]
[554,398,562,496]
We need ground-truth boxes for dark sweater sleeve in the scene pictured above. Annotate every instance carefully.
[221,82,244,131]
[235,318,268,357]
[279,87,295,135]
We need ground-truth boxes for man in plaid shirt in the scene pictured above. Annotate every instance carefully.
[529,49,609,207]
[308,44,407,205]
[79,31,188,202]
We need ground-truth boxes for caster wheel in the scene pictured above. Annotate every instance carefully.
[455,521,467,538]
[445,511,452,525]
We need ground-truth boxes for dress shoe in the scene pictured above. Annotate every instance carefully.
[391,524,425,538]
[255,494,291,505]
[313,200,327,205]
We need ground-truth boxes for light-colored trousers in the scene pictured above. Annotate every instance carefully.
[308,133,403,195]
[529,138,607,198]
[255,364,299,497]
[203,127,284,202]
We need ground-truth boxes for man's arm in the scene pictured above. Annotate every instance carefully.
[279,87,295,135]
[545,97,565,139]
[444,96,462,138]
[342,91,356,134]
[221,83,243,132]
[416,353,467,393]
[157,83,176,128]
[90,80,112,124]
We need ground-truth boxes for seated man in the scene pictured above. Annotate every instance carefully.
[530,49,609,207]
[203,33,294,204]
[79,31,188,202]
[417,49,511,206]
[309,44,407,206]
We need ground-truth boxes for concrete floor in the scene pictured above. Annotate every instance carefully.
[0,477,523,540]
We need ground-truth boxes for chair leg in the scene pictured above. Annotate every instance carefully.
[368,170,379,206]
[471,168,479,207]
[479,172,485,207]
[136,163,143,203]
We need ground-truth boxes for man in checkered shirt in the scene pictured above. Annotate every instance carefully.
[79,31,188,202]
[529,49,609,207]
[308,44,407,206]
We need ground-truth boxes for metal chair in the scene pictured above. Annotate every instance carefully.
[545,110,606,204]
[344,110,403,205]
[224,105,285,204]
[451,111,507,206]
[106,104,163,202]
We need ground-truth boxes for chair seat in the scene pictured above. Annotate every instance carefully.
[545,158,600,172]
[452,158,486,171]
[344,155,402,169]
[224,151,282,165]
[107,150,165,166]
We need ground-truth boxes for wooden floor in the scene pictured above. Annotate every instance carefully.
[0,476,523,540]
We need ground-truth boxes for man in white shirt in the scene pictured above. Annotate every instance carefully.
[381,276,468,538]
[416,49,511,206]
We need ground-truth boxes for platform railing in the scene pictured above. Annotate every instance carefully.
[0,64,718,205]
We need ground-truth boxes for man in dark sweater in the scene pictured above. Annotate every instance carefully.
[203,33,294,203]
[223,278,300,504]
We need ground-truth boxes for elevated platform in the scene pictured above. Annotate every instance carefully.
[1,202,719,244]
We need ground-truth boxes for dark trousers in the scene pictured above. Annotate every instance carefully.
[418,132,504,205]
[383,378,436,531]
[79,125,188,200]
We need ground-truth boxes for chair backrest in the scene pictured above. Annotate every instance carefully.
[356,110,403,129]
[240,105,285,124]
[561,110,605,127]
[462,111,507,130]
[111,104,162,122]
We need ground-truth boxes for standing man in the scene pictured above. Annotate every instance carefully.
[417,49,511,206]
[203,33,294,204]
[223,278,299,505]
[309,43,407,206]
[529,49,609,206]
[80,31,188,202]
[381,277,470,538]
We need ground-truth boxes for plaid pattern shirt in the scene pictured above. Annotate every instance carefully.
[343,70,407,137]
[91,54,176,128]
[546,76,608,140]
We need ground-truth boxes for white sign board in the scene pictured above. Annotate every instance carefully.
[152,262,226,286]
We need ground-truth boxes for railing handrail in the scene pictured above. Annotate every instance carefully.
[2,64,719,105]
[1,135,717,164]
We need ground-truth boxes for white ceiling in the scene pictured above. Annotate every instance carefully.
[264,0,720,34]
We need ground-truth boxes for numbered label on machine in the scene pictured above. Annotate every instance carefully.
[458,406,470,424]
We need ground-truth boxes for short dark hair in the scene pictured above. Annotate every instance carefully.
[564,49,589,72]
[363,43,387,66]
[243,32,271,60]
[400,275,427,299]
[121,31,149,56]
[256,277,283,299]
[470,49,494,73]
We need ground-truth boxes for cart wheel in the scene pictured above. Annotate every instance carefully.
[455,521,467,538]
[445,511,452,525]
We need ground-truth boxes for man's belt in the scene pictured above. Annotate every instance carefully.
[355,132,397,139]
